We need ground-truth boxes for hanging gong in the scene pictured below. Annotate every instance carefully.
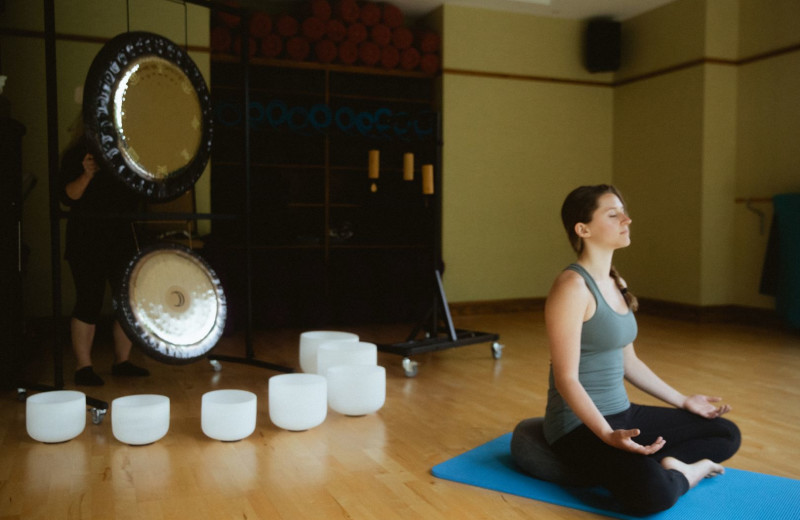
[116,243,226,364]
[82,31,212,202]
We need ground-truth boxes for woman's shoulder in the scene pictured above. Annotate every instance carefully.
[550,267,590,299]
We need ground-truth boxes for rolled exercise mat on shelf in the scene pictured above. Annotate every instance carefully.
[417,29,441,54]
[286,36,311,61]
[359,1,382,26]
[310,0,332,20]
[248,11,272,39]
[382,3,404,28]
[326,19,347,42]
[358,41,381,66]
[260,33,283,58]
[392,26,413,49]
[338,40,358,65]
[276,14,299,37]
[315,39,338,63]
[370,24,391,47]
[380,46,400,69]
[302,17,326,41]
[336,0,360,24]
[420,53,440,75]
[210,26,232,53]
[400,47,421,70]
[347,22,368,44]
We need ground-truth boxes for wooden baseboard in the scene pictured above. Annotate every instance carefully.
[449,297,784,328]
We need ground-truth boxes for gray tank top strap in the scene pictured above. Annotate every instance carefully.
[566,263,606,308]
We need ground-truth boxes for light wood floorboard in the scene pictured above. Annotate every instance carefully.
[1,311,798,519]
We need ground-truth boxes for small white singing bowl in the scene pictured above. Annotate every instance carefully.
[316,341,378,378]
[26,390,86,443]
[299,331,359,374]
[327,365,386,416]
[201,389,257,441]
[268,374,327,431]
[111,394,170,445]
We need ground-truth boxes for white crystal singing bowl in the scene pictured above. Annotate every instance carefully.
[26,390,86,443]
[316,341,378,378]
[111,394,170,445]
[298,331,359,374]
[201,389,258,441]
[327,365,386,416]
[268,374,327,431]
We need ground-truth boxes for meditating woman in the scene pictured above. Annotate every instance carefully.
[524,185,741,515]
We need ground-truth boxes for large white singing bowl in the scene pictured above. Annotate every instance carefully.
[111,394,170,445]
[26,390,86,443]
[268,374,327,431]
[201,389,257,441]
[327,365,386,416]
[317,341,378,378]
[299,331,359,374]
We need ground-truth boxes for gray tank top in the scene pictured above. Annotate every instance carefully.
[543,263,638,444]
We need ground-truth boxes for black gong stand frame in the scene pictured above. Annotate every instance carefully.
[375,114,502,377]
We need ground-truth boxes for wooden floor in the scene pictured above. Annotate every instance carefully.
[2,311,799,519]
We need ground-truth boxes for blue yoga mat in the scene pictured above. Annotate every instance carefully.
[431,433,800,519]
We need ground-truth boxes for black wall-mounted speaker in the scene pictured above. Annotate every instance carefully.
[584,18,621,73]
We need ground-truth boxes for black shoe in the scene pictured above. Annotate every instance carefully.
[75,366,105,386]
[112,361,150,377]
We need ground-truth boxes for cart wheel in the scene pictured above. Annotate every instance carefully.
[16,388,27,401]
[90,407,107,425]
[491,342,504,360]
[209,359,222,372]
[402,357,419,378]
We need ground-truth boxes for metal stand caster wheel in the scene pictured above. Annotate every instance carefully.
[16,388,27,402]
[209,359,222,372]
[402,357,419,378]
[491,342,504,360]
[90,407,107,425]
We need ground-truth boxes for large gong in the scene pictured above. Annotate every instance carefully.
[116,244,226,364]
[83,31,212,201]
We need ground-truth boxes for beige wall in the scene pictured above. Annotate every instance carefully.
[442,0,800,311]
[1,0,209,316]
[440,5,613,302]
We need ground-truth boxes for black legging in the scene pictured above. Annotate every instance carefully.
[550,403,741,516]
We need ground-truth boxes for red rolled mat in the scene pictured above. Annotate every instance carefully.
[417,29,441,54]
[215,1,241,29]
[420,52,440,75]
[286,36,311,60]
[347,22,368,43]
[260,33,283,58]
[302,16,326,41]
[232,35,257,57]
[370,23,391,47]
[310,0,332,20]
[380,45,400,69]
[249,11,272,39]
[399,46,421,70]
[338,40,359,65]
[335,0,360,24]
[382,3,404,28]
[276,14,299,37]
[359,1,381,26]
[315,39,338,63]
[358,40,381,66]
[210,26,232,53]
[326,19,347,42]
[391,26,413,49]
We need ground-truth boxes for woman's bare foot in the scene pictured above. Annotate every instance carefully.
[661,457,725,488]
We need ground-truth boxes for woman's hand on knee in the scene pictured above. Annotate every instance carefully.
[682,394,732,419]
[606,428,666,455]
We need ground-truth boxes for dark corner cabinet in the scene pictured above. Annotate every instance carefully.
[208,58,439,330]
[0,109,26,388]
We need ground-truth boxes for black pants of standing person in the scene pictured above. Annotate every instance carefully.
[550,403,741,516]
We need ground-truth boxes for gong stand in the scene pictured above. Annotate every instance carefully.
[375,114,502,377]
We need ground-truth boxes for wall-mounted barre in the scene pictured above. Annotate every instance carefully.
[735,197,772,235]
